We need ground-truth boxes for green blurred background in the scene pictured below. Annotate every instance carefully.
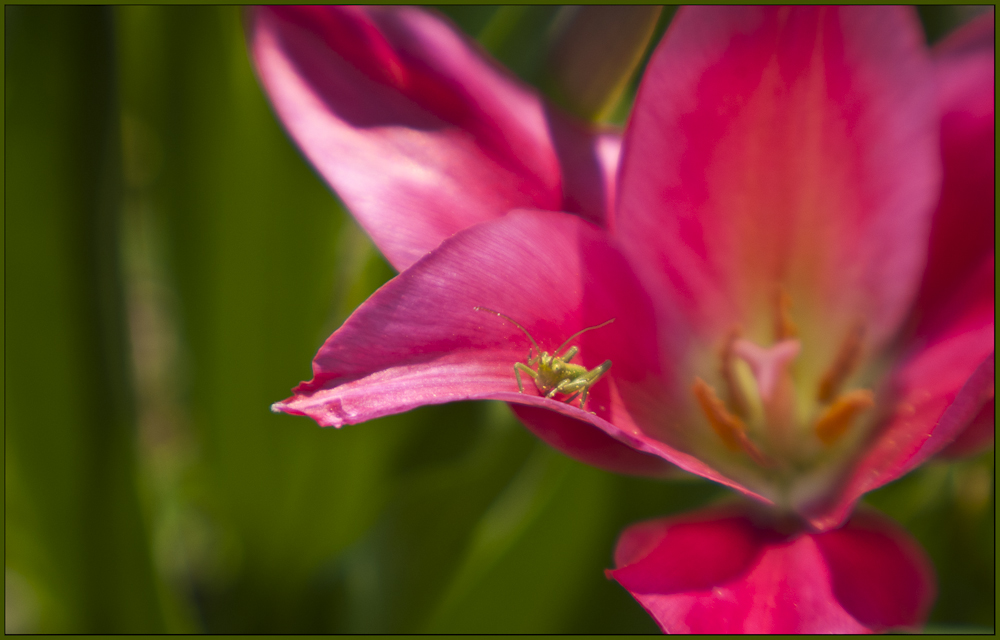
[4,5,993,633]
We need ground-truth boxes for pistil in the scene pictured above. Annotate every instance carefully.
[731,338,800,455]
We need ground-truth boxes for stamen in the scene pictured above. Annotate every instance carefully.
[814,389,874,445]
[719,328,749,419]
[774,288,798,340]
[692,377,769,465]
[817,324,865,403]
[692,377,748,451]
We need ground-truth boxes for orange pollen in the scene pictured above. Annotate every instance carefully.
[774,288,798,341]
[815,389,875,445]
[817,323,865,403]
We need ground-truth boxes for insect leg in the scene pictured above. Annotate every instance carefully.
[513,362,538,394]
[557,361,612,408]
[558,346,579,363]
[589,360,612,383]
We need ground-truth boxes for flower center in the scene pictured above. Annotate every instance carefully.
[692,292,875,472]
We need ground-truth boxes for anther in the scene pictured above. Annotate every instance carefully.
[693,377,747,451]
[720,328,749,419]
[692,377,769,465]
[817,323,865,403]
[814,389,874,445]
[774,288,798,341]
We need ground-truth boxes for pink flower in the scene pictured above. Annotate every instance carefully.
[249,5,993,633]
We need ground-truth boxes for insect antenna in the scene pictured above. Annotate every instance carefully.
[474,306,542,355]
[554,318,615,356]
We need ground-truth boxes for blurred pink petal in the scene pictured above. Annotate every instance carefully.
[908,11,997,460]
[913,12,995,322]
[248,5,618,271]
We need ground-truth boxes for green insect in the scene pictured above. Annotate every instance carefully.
[475,306,614,409]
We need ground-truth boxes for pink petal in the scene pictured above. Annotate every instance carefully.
[888,10,995,383]
[509,404,677,477]
[608,507,773,595]
[616,6,940,357]
[608,506,934,633]
[248,6,618,271]
[933,8,995,57]
[273,210,703,477]
[817,348,994,528]
[937,397,994,458]
[916,254,995,459]
[805,255,993,528]
[813,509,936,631]
[911,12,995,331]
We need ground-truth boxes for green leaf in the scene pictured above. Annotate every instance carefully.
[423,445,614,633]
[5,6,163,632]
[331,402,537,633]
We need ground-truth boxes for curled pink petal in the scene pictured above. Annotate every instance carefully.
[609,505,934,633]
[248,5,618,271]
[274,210,705,478]
[617,6,939,357]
